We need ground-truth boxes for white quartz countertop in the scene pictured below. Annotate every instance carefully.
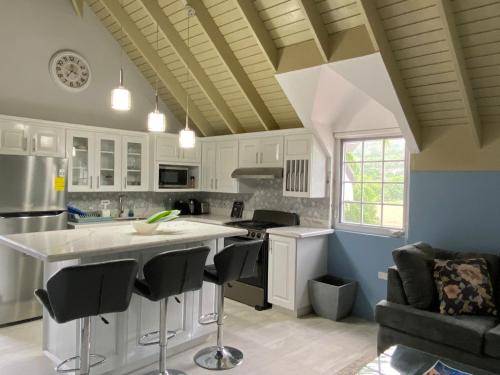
[266,226,334,238]
[67,214,244,229]
[0,220,247,262]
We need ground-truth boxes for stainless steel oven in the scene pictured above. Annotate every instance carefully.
[158,165,189,189]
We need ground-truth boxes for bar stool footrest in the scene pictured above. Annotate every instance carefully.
[138,330,177,346]
[198,312,227,326]
[55,354,106,373]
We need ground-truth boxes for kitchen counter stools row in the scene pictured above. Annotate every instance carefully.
[35,240,263,375]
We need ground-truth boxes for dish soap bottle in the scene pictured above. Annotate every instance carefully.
[100,200,111,217]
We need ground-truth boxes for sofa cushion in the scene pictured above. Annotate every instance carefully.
[432,249,500,309]
[433,258,497,316]
[376,300,498,354]
[485,325,500,359]
[392,242,436,310]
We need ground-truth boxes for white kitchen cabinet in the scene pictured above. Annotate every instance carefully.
[238,136,283,168]
[268,235,296,311]
[122,135,148,191]
[283,133,326,198]
[201,142,216,191]
[0,119,64,157]
[96,134,121,191]
[0,122,29,155]
[216,140,239,192]
[155,134,200,164]
[30,126,65,157]
[67,130,95,192]
[201,140,239,193]
[268,233,328,317]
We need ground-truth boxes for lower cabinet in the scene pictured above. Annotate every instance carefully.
[268,234,328,317]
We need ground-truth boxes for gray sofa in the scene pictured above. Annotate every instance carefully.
[376,243,500,374]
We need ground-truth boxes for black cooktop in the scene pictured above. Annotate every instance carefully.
[226,210,300,230]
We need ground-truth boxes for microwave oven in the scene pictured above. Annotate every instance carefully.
[158,165,189,189]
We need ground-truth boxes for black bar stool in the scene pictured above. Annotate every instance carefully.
[194,240,262,371]
[134,246,210,375]
[34,259,138,375]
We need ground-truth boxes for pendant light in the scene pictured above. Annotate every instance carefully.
[179,5,196,148]
[111,0,131,111]
[147,23,166,132]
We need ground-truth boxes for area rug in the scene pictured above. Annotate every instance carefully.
[335,352,376,375]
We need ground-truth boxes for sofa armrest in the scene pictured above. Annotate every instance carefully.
[387,266,408,305]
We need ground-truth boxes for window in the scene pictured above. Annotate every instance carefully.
[339,137,406,231]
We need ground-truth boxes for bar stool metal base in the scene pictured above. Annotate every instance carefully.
[142,369,187,375]
[55,354,106,373]
[194,346,243,370]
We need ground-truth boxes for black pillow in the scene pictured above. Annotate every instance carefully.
[392,242,437,310]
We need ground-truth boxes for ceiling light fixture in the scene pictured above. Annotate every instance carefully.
[111,0,131,111]
[147,23,166,132]
[179,5,196,148]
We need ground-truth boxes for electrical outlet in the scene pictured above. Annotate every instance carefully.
[378,271,388,281]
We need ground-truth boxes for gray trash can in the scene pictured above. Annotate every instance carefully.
[308,275,357,321]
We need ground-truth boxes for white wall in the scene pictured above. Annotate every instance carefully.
[0,0,182,133]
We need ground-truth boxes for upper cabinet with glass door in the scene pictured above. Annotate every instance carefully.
[96,134,121,191]
[67,130,95,192]
[122,135,148,191]
[67,130,131,193]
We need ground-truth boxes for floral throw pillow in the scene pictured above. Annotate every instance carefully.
[433,258,497,316]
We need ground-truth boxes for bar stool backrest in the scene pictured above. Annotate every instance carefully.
[214,240,263,284]
[39,259,138,324]
[142,246,211,301]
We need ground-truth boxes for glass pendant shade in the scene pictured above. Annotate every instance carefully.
[111,86,131,111]
[147,110,166,132]
[111,68,131,111]
[179,127,195,148]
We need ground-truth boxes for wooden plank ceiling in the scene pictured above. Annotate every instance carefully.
[87,0,500,146]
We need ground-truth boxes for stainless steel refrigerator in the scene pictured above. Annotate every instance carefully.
[0,155,67,326]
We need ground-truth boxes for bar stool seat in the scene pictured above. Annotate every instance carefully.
[35,259,138,375]
[134,246,210,375]
[194,240,262,371]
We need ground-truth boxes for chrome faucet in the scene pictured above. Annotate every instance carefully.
[118,194,126,217]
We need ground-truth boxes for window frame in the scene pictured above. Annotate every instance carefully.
[333,131,410,238]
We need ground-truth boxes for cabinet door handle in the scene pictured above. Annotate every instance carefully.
[215,179,218,189]
[255,152,258,163]
[211,178,213,189]
[90,176,93,189]
[97,176,100,189]
[32,137,37,153]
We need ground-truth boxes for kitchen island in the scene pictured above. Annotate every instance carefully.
[0,220,246,374]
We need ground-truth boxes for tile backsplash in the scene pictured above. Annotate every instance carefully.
[68,178,331,226]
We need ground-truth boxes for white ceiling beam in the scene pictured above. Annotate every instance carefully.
[356,0,422,152]
[435,0,482,147]
[233,0,279,71]
[139,0,244,134]
[296,0,330,63]
[71,0,84,17]
[98,0,215,136]
[190,1,279,131]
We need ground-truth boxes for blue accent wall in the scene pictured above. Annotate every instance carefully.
[328,171,500,320]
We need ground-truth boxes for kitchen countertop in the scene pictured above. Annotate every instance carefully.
[67,214,245,229]
[0,220,247,262]
[266,226,334,238]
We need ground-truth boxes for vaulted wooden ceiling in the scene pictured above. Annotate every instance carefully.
[84,0,500,148]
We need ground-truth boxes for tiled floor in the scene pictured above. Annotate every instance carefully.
[0,300,377,374]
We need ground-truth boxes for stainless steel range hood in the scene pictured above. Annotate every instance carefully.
[231,167,283,179]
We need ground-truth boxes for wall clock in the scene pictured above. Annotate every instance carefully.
[49,50,91,92]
